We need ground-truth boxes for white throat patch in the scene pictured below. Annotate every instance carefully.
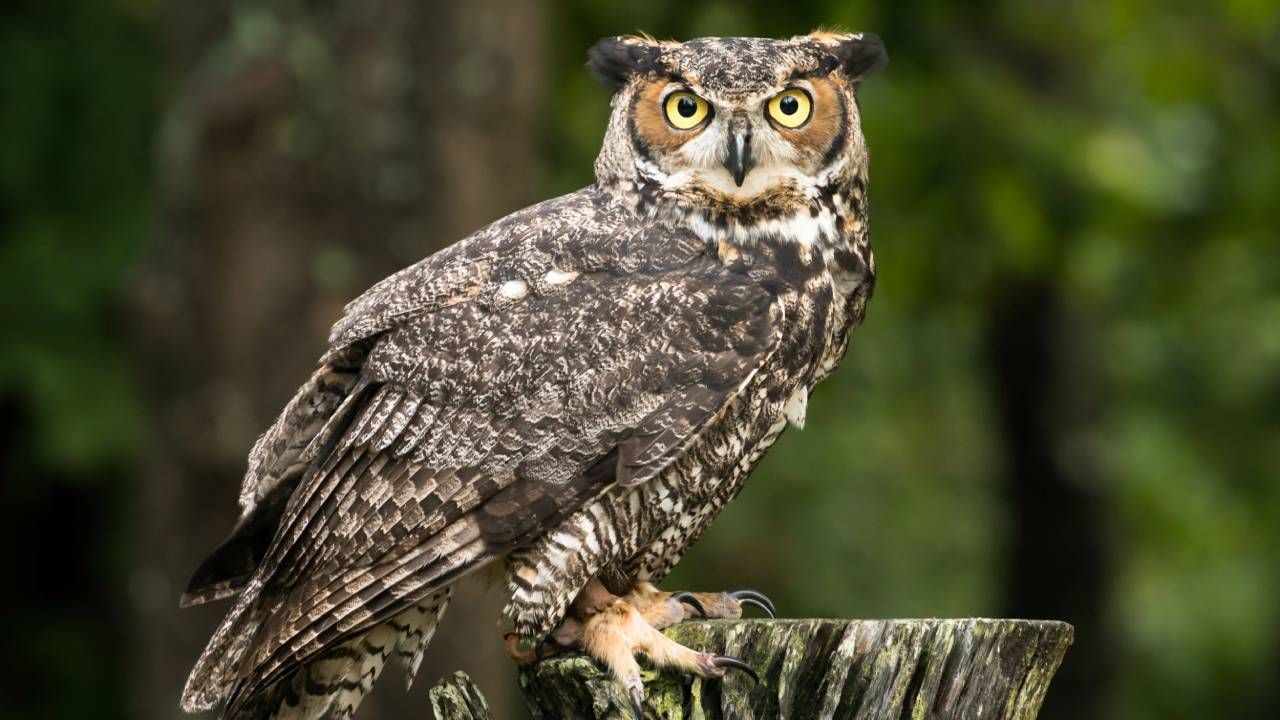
[635,157,847,247]
[685,209,835,247]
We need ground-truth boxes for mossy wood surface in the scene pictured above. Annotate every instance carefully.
[432,618,1073,719]
[428,671,494,719]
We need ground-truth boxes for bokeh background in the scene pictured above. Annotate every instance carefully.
[3,0,1278,718]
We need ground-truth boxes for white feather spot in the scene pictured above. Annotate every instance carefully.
[544,269,579,285]
[499,279,528,300]
[784,387,808,430]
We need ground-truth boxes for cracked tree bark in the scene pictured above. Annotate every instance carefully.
[427,618,1073,719]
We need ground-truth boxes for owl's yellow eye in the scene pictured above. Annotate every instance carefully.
[663,91,711,130]
[767,89,812,129]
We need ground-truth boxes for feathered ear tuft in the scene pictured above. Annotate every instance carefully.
[831,32,888,79]
[809,30,888,80]
[587,35,665,91]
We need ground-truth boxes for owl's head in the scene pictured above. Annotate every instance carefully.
[588,32,886,226]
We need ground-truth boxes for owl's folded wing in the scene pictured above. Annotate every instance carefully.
[195,245,782,713]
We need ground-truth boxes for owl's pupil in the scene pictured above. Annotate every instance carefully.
[677,96,698,118]
[780,95,799,115]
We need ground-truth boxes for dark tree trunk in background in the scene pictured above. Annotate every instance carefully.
[131,1,544,718]
[987,281,1107,720]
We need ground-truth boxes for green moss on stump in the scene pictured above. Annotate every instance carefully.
[439,619,1072,719]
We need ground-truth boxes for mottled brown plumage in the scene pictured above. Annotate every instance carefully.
[181,30,885,719]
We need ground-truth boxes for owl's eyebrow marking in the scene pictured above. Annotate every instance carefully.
[787,64,833,81]
[659,71,693,87]
[658,82,693,99]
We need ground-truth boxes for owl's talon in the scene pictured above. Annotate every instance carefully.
[710,654,760,684]
[628,683,647,719]
[666,587,776,620]
[729,589,776,618]
[679,672,697,716]
[670,591,708,618]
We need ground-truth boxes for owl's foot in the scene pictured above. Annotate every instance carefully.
[504,579,759,718]
[581,593,757,718]
[625,581,776,628]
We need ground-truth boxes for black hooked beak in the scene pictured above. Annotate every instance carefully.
[724,114,753,187]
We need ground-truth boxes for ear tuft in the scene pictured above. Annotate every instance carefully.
[587,36,664,91]
[832,32,888,79]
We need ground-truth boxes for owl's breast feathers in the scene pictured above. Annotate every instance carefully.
[185,186,879,715]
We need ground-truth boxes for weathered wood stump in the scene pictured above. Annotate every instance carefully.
[428,671,494,719]
[429,618,1073,719]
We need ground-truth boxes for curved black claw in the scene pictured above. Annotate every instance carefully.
[670,591,708,618]
[730,589,777,618]
[712,655,760,684]
[628,685,646,719]
[680,673,697,717]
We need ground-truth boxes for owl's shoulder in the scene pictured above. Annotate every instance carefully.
[326,187,708,353]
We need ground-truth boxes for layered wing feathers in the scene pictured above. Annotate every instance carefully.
[186,191,783,714]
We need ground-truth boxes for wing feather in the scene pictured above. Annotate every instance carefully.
[190,193,785,714]
[239,264,778,706]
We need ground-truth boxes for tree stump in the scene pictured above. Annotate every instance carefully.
[428,671,494,720]
[430,618,1073,720]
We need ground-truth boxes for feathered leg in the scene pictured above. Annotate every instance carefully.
[507,579,758,718]
[392,588,453,690]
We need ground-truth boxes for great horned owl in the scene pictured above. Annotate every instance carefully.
[180,31,887,719]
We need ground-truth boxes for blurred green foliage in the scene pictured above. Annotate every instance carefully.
[1,1,156,719]
[0,0,152,468]
[3,0,1278,718]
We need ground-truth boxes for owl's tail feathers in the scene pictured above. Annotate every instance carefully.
[220,589,453,720]
[181,579,272,713]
